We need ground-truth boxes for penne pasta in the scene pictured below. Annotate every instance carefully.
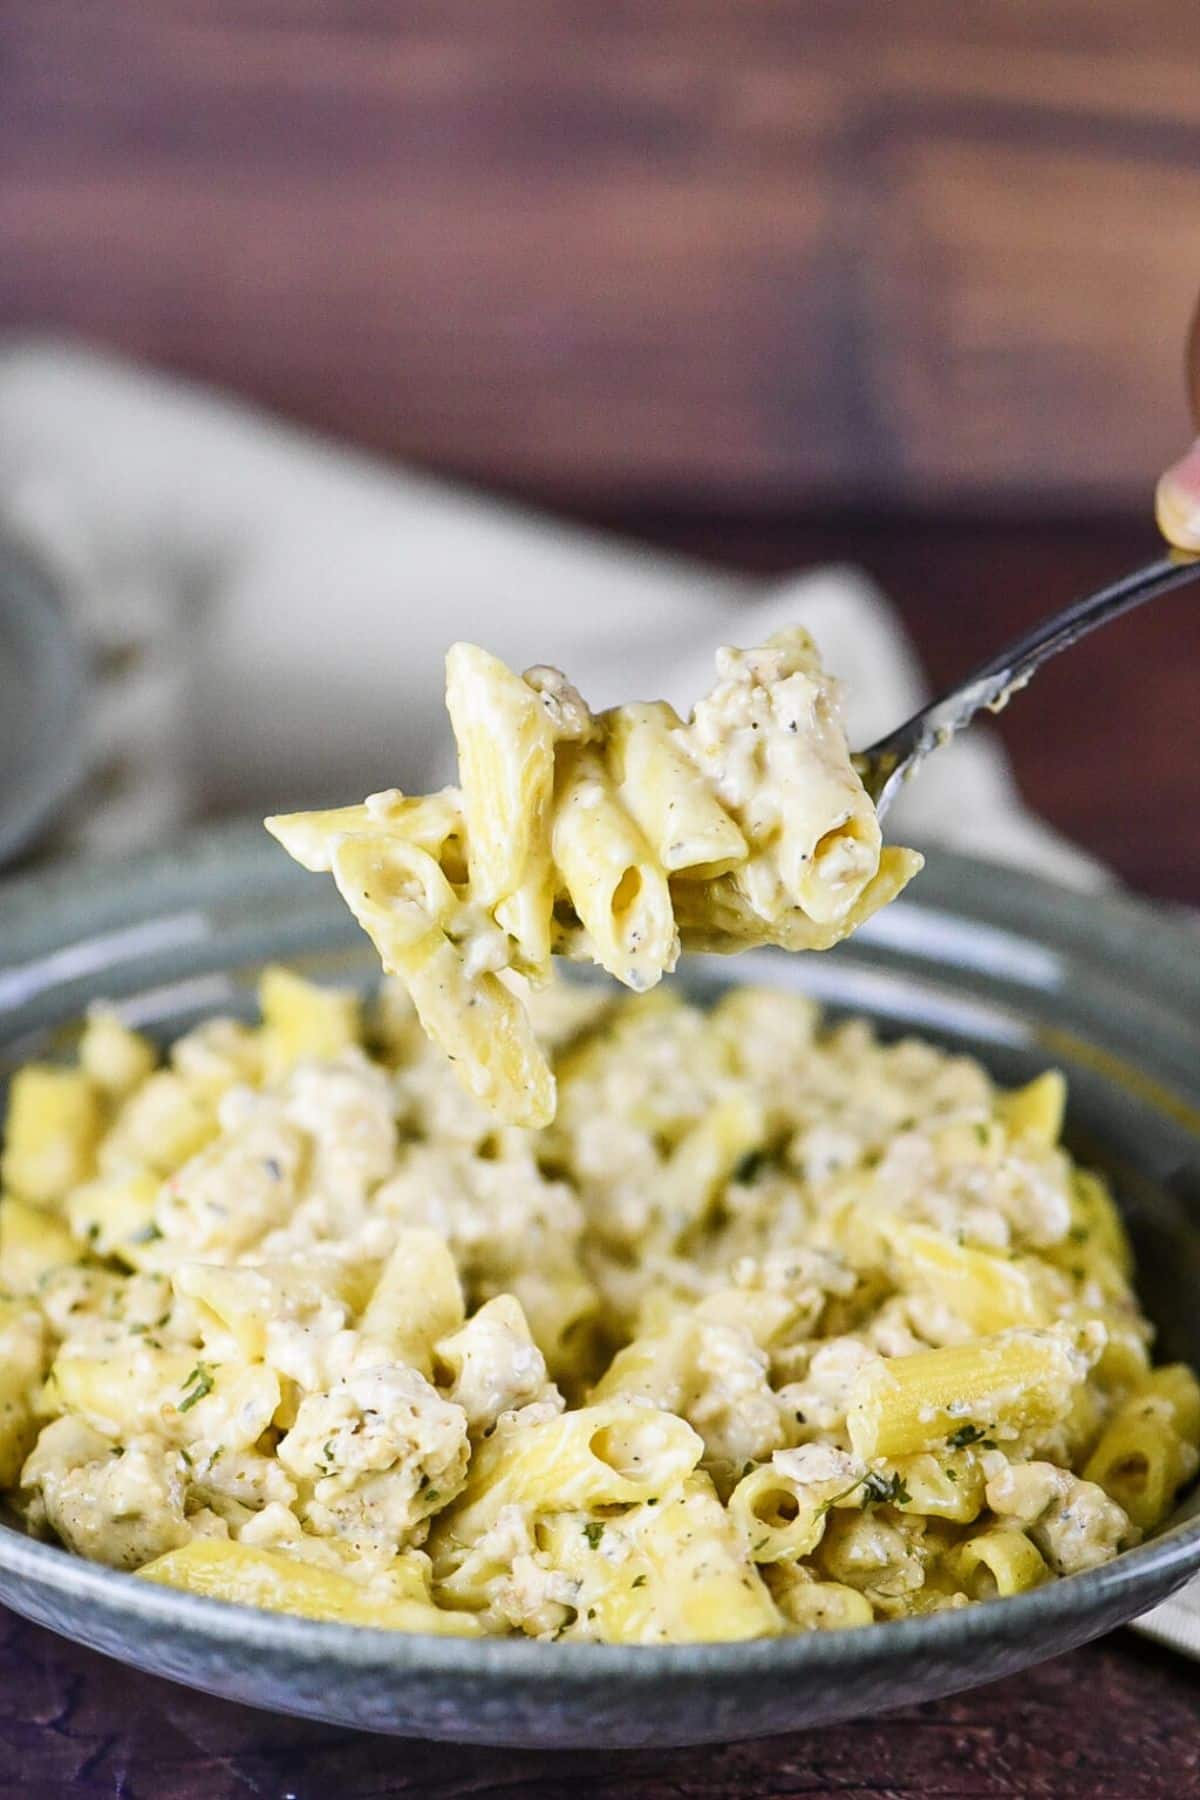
[1083,1365,1200,1532]
[265,631,919,1121]
[138,1538,482,1635]
[445,642,558,973]
[846,1324,1103,1461]
[604,701,748,876]
[953,1527,1049,1599]
[551,745,678,992]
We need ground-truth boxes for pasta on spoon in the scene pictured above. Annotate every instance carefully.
[266,629,922,1127]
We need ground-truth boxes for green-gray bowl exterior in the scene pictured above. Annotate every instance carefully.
[1,824,1199,1747]
[0,541,87,867]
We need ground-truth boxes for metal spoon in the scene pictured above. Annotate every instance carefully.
[853,551,1200,819]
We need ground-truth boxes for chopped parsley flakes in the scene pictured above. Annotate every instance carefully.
[947,1423,990,1450]
[177,1362,215,1413]
[819,1468,912,1516]
[861,1470,911,1508]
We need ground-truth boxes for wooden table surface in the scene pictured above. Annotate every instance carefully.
[1,1608,1197,1800]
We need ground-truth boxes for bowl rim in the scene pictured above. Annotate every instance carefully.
[0,1482,1197,1681]
[1,825,1199,1684]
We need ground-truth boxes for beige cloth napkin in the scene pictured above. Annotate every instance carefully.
[0,341,1101,886]
[0,339,1193,1649]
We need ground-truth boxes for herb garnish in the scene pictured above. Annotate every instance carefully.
[733,1149,768,1185]
[816,1479,863,1517]
[819,1468,912,1516]
[582,1521,605,1548]
[177,1362,215,1413]
[860,1470,911,1508]
[946,1423,989,1450]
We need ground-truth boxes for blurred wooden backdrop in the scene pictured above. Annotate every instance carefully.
[2,1,1198,513]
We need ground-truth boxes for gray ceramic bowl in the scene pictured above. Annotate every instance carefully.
[1,825,1199,1747]
[0,541,86,867]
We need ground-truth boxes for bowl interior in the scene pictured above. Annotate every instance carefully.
[6,829,1198,1368]
[0,828,1199,1744]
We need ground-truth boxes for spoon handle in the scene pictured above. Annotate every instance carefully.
[856,551,1200,818]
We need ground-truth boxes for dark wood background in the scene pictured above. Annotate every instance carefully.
[2,4,1199,1794]
[2,1,1199,511]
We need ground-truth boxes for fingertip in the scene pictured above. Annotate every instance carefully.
[1156,439,1200,552]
